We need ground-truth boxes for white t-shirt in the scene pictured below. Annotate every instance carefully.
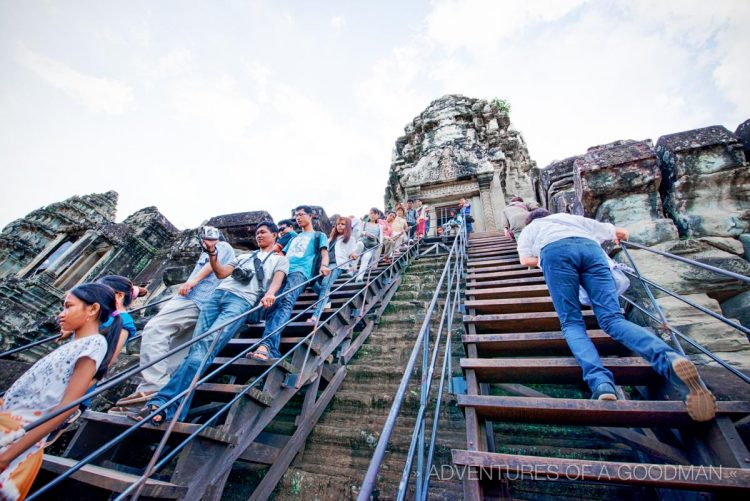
[517,213,616,263]
[331,236,365,272]
[217,250,289,306]
[1,334,107,421]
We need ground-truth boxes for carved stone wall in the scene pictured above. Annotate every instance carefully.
[384,94,537,232]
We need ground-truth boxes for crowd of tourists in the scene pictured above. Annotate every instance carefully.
[0,195,719,500]
[0,197,469,500]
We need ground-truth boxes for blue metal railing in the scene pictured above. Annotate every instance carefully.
[358,223,466,501]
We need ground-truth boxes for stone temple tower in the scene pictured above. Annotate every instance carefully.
[384,94,536,232]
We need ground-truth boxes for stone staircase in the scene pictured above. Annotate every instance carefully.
[272,255,467,500]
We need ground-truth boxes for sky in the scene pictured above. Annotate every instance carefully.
[0,0,748,230]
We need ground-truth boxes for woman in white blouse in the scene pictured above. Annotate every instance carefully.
[0,283,123,500]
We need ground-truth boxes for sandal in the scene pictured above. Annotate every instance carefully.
[115,390,156,407]
[248,345,270,361]
[131,404,166,426]
[44,408,82,447]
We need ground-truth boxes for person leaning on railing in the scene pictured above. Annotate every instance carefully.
[112,226,235,412]
[516,209,717,421]
[132,221,288,425]
[0,284,124,501]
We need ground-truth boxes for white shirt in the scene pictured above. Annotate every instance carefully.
[517,213,616,262]
[2,334,107,421]
[331,236,365,272]
[217,250,289,306]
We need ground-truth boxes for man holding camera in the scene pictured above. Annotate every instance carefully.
[135,221,289,423]
[113,226,235,411]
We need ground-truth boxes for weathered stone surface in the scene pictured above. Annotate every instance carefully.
[207,210,273,250]
[655,125,750,238]
[736,119,750,159]
[385,94,536,232]
[739,234,750,261]
[530,156,583,214]
[657,294,749,356]
[721,290,750,330]
[618,239,750,297]
[574,140,678,245]
[698,236,745,255]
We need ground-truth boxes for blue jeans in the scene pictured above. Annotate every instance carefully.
[148,290,251,420]
[311,267,345,319]
[540,237,677,391]
[259,271,308,358]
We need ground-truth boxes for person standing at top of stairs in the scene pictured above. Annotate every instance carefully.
[517,209,717,421]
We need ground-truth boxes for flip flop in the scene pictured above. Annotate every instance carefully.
[131,404,166,426]
[248,345,270,361]
[44,408,82,447]
[115,390,156,407]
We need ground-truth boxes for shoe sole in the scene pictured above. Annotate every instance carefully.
[115,392,155,406]
[597,394,617,401]
[672,358,716,422]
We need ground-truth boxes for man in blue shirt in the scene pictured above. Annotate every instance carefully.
[113,226,234,408]
[249,206,330,360]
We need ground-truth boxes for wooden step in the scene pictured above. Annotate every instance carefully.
[465,297,574,315]
[467,269,543,281]
[466,285,549,301]
[462,330,626,356]
[80,411,236,444]
[42,454,187,498]
[460,356,657,384]
[467,263,528,274]
[210,356,299,377]
[457,395,750,427]
[467,276,547,290]
[196,382,273,406]
[464,311,599,333]
[451,450,750,491]
[241,321,317,335]
[223,337,323,356]
[466,258,521,269]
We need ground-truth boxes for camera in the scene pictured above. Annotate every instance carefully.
[231,266,255,285]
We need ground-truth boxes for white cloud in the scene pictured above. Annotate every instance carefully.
[172,76,260,141]
[330,15,347,32]
[14,42,135,115]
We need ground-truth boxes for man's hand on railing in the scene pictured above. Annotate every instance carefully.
[614,227,629,244]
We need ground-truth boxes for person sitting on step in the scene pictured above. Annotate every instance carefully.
[111,226,234,411]
[134,221,288,424]
[248,206,329,361]
[1,283,123,501]
[516,209,716,421]
[308,216,363,324]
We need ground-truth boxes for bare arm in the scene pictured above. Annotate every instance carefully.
[179,262,216,296]
[519,256,539,267]
[203,240,235,279]
[0,358,96,470]
[260,270,286,309]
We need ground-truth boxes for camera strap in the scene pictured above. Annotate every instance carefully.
[252,250,275,293]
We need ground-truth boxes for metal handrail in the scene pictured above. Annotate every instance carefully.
[26,241,419,500]
[358,222,466,501]
[617,240,750,384]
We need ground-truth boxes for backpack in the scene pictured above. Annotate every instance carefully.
[308,231,328,290]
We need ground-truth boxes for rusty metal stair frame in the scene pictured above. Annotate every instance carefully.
[455,231,750,500]
[358,223,468,501]
[27,241,421,500]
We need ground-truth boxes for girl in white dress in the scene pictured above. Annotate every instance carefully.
[0,283,123,500]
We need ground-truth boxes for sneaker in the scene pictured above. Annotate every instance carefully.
[592,382,617,401]
[669,356,716,422]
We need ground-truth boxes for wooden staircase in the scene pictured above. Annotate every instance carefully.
[453,232,750,500]
[33,245,417,500]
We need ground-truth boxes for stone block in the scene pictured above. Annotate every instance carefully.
[735,119,750,159]
[573,139,678,245]
[657,294,749,354]
[619,239,750,297]
[739,234,750,261]
[721,290,750,329]
[698,236,745,255]
[655,125,750,238]
[532,156,579,211]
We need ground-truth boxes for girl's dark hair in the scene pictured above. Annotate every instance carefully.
[329,216,352,244]
[97,275,135,307]
[526,208,551,226]
[70,283,123,380]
